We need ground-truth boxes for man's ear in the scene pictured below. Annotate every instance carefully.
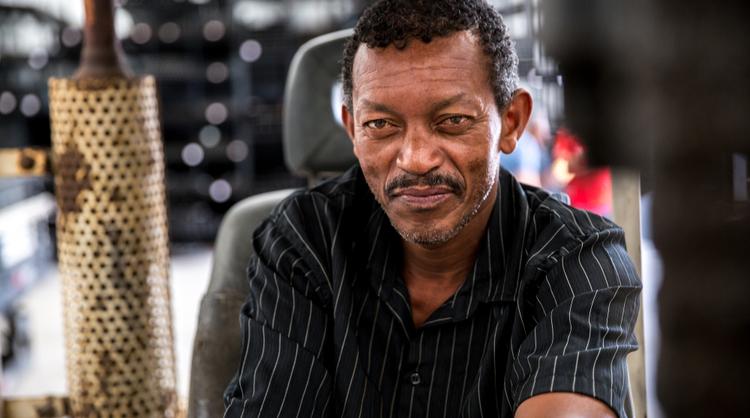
[342,104,362,160]
[342,104,356,142]
[499,89,532,154]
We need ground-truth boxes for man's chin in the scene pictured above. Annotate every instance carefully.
[388,202,483,248]
[393,224,461,248]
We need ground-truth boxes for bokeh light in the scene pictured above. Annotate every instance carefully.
[226,140,249,163]
[209,179,232,203]
[206,62,229,84]
[181,143,204,166]
[239,39,263,63]
[205,102,228,125]
[20,94,41,117]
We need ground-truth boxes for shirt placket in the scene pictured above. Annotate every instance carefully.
[397,331,429,418]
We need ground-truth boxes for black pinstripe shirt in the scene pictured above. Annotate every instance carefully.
[224,166,641,418]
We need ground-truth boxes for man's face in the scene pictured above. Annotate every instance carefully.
[343,31,520,246]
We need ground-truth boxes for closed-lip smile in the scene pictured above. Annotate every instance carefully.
[391,186,453,209]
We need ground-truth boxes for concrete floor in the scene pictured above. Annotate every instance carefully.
[1,246,214,402]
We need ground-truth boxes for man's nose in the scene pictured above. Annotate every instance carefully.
[395,126,444,176]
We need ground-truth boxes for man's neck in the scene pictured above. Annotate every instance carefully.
[401,186,498,327]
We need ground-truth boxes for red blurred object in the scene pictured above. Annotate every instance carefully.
[566,169,612,216]
[552,129,613,217]
[552,128,585,161]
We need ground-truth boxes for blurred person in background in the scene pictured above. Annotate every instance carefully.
[550,128,613,217]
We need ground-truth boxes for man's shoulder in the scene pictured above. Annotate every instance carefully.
[270,166,364,218]
[526,184,619,235]
[259,165,374,254]
[249,166,371,303]
[507,175,623,264]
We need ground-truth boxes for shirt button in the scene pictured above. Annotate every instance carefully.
[409,371,421,386]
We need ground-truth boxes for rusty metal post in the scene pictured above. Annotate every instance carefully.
[0,149,50,177]
[2,397,70,417]
[74,0,132,80]
[47,0,177,416]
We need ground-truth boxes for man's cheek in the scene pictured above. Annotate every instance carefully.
[359,161,376,181]
[468,157,490,178]
[360,163,385,199]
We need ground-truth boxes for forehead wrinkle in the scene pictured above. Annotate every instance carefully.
[352,40,486,85]
[357,99,399,115]
[355,62,481,84]
[357,92,471,115]
[351,31,494,112]
[354,66,484,104]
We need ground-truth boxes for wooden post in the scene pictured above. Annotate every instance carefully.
[611,168,646,418]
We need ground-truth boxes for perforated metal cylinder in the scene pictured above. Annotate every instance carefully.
[48,76,177,417]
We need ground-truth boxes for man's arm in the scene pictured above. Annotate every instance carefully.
[223,210,333,417]
[516,393,618,418]
[509,225,641,418]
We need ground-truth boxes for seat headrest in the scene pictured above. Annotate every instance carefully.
[283,29,356,178]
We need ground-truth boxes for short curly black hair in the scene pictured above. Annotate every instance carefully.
[341,0,519,111]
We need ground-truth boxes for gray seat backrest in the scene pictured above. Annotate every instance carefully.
[187,29,354,418]
[187,190,294,418]
[283,28,356,180]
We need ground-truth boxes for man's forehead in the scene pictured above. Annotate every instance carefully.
[352,31,487,84]
[349,31,493,106]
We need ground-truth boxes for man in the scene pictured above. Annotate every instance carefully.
[224,1,640,417]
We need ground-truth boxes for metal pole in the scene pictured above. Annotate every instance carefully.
[48,0,177,416]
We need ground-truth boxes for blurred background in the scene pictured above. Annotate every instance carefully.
[0,0,667,415]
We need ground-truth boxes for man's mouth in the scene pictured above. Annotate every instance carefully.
[390,186,454,209]
[384,172,464,210]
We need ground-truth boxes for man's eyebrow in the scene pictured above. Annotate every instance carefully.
[428,93,469,114]
[357,99,397,114]
[357,93,470,116]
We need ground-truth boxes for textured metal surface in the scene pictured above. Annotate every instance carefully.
[0,148,50,177]
[2,397,70,418]
[48,76,177,417]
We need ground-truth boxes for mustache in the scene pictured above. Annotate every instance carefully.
[385,172,464,197]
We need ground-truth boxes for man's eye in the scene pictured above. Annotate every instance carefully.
[444,115,468,125]
[364,119,390,129]
[438,115,472,132]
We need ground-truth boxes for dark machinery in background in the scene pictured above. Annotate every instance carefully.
[0,8,362,373]
[543,0,750,417]
[0,4,60,370]
[0,0,366,243]
[109,0,364,241]
[120,0,318,241]
[0,0,364,376]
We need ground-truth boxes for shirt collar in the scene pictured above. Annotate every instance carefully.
[359,168,526,318]
[448,170,524,322]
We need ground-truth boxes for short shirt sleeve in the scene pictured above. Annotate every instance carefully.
[223,194,336,417]
[509,227,642,418]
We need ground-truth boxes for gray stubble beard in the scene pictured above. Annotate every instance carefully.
[388,166,499,248]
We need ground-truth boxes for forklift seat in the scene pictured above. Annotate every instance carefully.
[186,29,354,418]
